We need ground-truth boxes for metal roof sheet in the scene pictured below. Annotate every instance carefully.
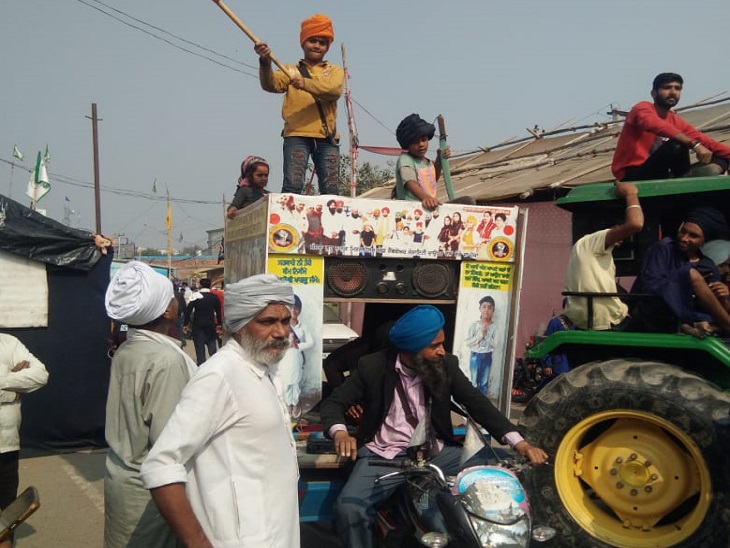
[360,101,730,203]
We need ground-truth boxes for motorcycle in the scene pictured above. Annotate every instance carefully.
[368,406,556,547]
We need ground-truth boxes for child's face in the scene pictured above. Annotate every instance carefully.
[250,165,269,188]
[480,301,494,320]
[407,136,430,159]
[302,37,330,63]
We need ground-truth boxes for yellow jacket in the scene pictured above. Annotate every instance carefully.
[259,59,344,139]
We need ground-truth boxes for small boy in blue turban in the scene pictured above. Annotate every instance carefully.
[393,114,449,211]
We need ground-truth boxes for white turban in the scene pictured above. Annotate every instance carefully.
[224,274,294,333]
[105,261,174,326]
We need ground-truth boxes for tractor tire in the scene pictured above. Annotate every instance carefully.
[518,359,730,548]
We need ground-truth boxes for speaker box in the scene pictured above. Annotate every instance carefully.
[324,258,458,302]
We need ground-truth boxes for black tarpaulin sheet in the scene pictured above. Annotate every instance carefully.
[0,194,111,453]
[0,194,103,271]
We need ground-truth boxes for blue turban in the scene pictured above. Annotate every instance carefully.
[685,206,728,242]
[396,114,435,149]
[389,305,445,353]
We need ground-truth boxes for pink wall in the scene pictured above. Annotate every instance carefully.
[510,201,572,356]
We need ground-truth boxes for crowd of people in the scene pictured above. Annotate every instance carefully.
[534,73,730,386]
[6,11,730,546]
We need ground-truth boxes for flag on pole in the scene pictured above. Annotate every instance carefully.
[25,151,51,203]
[165,200,172,232]
[13,145,24,161]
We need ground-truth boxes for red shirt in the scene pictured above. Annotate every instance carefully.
[210,288,224,324]
[612,101,730,181]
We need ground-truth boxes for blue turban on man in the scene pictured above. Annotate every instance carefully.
[389,305,445,354]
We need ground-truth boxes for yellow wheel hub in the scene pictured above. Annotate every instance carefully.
[554,410,711,547]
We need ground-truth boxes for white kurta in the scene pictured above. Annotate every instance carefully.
[141,338,300,548]
[104,329,196,548]
[0,334,48,453]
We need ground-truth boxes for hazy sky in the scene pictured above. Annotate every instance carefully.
[2,0,728,250]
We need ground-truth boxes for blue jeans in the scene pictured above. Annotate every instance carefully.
[282,136,340,195]
[335,446,462,548]
[470,351,492,396]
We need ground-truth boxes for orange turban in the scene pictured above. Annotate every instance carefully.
[300,14,334,45]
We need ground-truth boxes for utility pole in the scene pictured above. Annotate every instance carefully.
[87,103,102,234]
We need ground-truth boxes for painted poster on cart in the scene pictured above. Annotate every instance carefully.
[453,261,514,409]
[267,254,324,421]
[266,193,518,262]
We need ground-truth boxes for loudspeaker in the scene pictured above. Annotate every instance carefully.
[324,258,458,302]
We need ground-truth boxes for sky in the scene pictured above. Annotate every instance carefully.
[2,0,728,251]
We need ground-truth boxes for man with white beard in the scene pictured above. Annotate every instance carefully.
[141,274,299,548]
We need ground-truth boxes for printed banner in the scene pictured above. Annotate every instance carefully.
[224,198,269,283]
[266,194,519,262]
[267,254,325,420]
[453,262,514,408]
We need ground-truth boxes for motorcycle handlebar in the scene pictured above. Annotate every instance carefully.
[367,458,413,469]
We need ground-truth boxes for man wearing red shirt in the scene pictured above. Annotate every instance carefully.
[612,73,730,182]
[210,284,224,348]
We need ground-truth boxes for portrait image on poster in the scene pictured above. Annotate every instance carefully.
[266,255,324,420]
[453,287,511,404]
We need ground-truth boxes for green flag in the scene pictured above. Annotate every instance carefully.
[25,151,51,203]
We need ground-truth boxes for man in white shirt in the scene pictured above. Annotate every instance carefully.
[563,183,644,330]
[0,334,48,548]
[103,261,197,548]
[141,274,299,548]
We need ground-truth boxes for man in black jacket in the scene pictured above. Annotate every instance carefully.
[183,278,222,365]
[320,305,547,548]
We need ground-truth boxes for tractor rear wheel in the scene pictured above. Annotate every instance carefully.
[519,359,730,547]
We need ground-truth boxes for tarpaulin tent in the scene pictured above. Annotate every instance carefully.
[0,194,111,453]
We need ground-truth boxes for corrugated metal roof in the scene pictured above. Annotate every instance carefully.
[360,101,730,203]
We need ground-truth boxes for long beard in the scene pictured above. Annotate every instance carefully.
[240,330,290,366]
[411,354,449,399]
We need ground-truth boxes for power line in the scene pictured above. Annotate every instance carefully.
[74,0,258,78]
[0,157,221,205]
[74,0,394,141]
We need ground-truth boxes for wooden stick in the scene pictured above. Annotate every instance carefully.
[210,0,290,77]
[437,115,456,201]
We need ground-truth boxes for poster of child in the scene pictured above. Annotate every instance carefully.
[265,258,324,420]
[453,289,510,403]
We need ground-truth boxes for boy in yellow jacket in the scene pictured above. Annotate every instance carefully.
[255,14,343,195]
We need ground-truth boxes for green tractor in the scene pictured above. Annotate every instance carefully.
[520,176,730,547]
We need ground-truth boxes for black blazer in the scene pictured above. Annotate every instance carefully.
[320,348,518,448]
[184,291,221,329]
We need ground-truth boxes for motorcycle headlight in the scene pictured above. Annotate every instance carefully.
[419,531,450,547]
[467,513,531,548]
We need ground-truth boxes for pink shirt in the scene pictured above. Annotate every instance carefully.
[364,356,445,459]
[328,355,525,457]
